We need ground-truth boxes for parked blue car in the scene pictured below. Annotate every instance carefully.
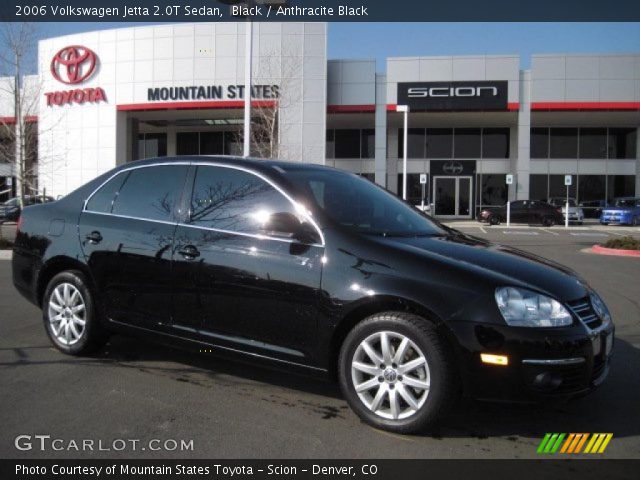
[600,197,640,226]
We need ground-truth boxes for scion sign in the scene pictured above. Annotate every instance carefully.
[398,81,508,111]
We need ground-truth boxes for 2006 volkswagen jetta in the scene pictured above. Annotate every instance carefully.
[12,156,614,433]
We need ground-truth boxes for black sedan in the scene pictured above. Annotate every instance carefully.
[0,195,54,223]
[12,157,614,433]
[478,200,564,226]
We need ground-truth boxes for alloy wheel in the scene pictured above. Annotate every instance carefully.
[351,331,430,420]
[48,282,86,346]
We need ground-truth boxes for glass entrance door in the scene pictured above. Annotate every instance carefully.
[433,176,473,218]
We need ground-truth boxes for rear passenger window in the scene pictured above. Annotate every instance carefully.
[190,166,295,234]
[110,165,188,221]
[85,171,130,213]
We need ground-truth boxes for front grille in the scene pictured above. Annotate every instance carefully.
[567,297,602,330]
[592,356,606,381]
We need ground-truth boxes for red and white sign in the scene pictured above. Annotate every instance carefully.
[46,45,106,107]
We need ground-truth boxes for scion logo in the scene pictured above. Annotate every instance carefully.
[408,86,498,98]
[442,162,464,175]
[398,81,508,111]
[50,46,98,85]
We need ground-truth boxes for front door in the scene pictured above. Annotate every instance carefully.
[433,176,472,218]
[171,164,324,363]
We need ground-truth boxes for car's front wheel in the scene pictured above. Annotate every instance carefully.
[43,271,108,355]
[338,312,457,433]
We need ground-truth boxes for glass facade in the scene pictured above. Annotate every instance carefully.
[531,127,637,159]
[398,127,509,159]
[176,131,241,156]
[397,173,427,206]
[137,133,167,159]
[529,174,634,204]
[327,129,376,159]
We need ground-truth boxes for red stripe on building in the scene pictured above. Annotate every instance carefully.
[327,104,376,113]
[386,103,520,112]
[0,116,38,124]
[531,102,640,111]
[116,100,277,111]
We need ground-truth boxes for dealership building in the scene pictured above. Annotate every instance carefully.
[0,22,639,218]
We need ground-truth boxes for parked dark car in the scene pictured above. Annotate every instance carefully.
[0,195,54,223]
[600,197,640,226]
[12,157,614,433]
[579,199,608,219]
[478,200,564,226]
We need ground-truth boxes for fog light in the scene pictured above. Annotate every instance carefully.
[480,353,509,366]
[532,371,563,391]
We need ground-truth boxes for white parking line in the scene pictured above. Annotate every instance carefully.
[541,228,559,236]
[569,232,609,237]
[503,231,539,235]
[479,226,487,234]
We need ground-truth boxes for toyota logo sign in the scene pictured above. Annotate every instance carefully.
[50,46,97,85]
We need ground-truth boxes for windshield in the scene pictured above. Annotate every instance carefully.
[614,198,637,208]
[281,167,446,237]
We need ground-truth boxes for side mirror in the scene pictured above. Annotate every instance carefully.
[263,212,318,244]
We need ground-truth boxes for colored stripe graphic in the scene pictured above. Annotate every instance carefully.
[538,433,613,454]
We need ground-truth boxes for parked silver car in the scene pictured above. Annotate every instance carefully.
[548,197,584,224]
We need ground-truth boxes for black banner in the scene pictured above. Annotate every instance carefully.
[398,81,509,112]
[3,0,640,22]
[2,460,639,480]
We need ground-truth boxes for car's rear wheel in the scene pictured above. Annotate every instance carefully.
[43,271,108,355]
[542,216,556,227]
[338,312,457,433]
[489,215,500,226]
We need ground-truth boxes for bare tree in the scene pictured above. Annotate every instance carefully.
[0,22,39,202]
[236,47,303,160]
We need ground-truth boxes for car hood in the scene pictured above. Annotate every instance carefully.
[373,232,588,302]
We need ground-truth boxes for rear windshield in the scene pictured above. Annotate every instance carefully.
[281,166,445,237]
[614,198,637,208]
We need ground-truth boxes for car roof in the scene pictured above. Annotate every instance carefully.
[120,155,339,177]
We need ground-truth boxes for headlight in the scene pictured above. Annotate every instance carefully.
[589,292,611,324]
[495,287,573,327]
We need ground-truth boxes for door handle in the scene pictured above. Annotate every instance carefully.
[85,231,103,244]
[178,245,200,259]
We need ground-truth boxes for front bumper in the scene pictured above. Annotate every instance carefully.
[447,319,614,402]
[600,213,632,225]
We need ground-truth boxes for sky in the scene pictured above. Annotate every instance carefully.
[22,22,640,72]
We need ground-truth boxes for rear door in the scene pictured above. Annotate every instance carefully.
[509,200,529,223]
[79,163,189,328]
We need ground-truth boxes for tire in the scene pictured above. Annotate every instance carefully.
[489,215,500,226]
[338,311,458,434]
[542,216,555,227]
[42,270,108,355]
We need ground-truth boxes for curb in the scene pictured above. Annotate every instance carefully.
[591,244,640,257]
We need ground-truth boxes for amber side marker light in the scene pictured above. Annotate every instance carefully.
[481,353,509,366]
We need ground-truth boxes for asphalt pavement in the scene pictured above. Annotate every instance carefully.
[0,227,639,459]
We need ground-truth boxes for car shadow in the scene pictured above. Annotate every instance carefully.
[3,335,638,439]
[91,334,640,440]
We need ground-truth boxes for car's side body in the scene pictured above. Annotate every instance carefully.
[478,200,564,226]
[13,156,613,406]
[600,197,640,225]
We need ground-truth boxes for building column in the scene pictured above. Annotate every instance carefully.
[374,73,387,187]
[514,69,531,201]
[387,127,399,194]
[167,128,177,156]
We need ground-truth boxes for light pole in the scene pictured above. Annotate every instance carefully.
[396,105,409,200]
[243,19,252,157]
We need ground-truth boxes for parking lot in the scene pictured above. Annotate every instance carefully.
[0,224,639,459]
